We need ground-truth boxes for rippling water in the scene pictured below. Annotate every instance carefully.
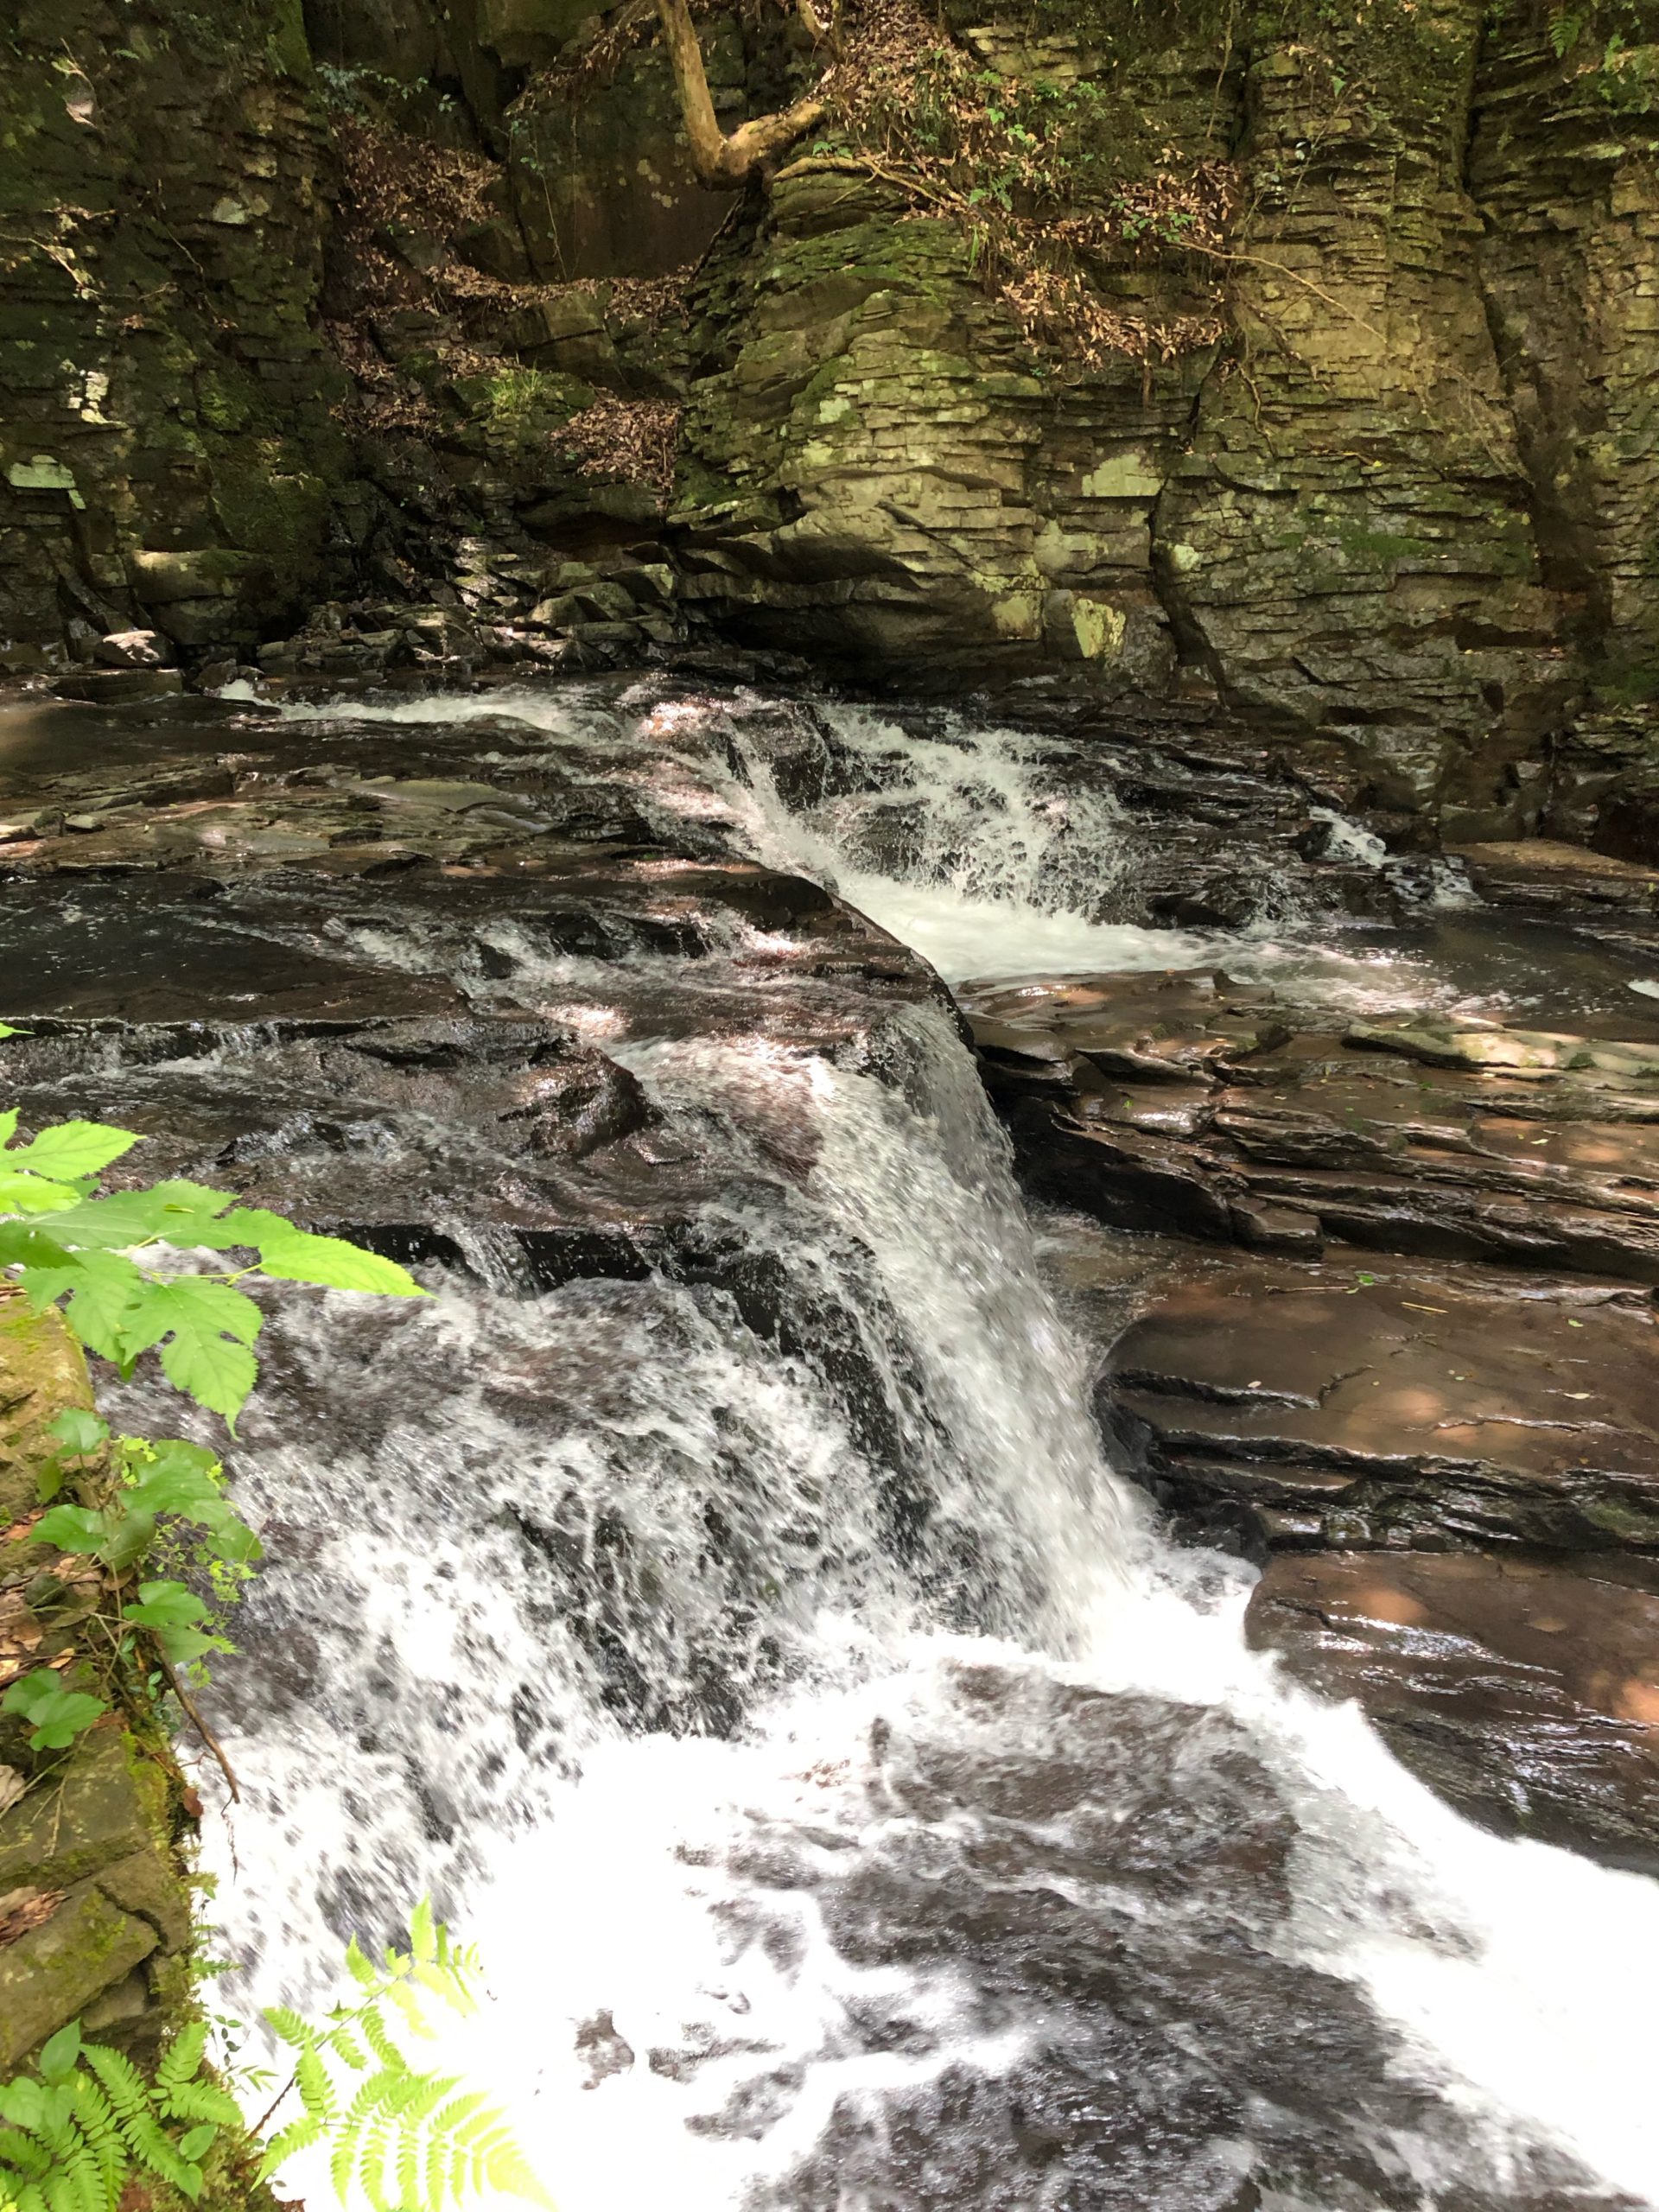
[99,681,1659,2208]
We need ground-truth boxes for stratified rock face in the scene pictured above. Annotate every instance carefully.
[1246,1551,1659,1874]
[969,966,1659,1280]
[674,0,1658,815]
[5,0,1658,816]
[0,1300,195,2066]
[0,0,351,667]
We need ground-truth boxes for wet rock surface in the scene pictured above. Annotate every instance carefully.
[1004,969,1659,1872]
[969,968,1659,1281]
[0,682,947,1276]
[1247,1553,1659,1876]
[700,1666,1637,2211]
[1096,1254,1659,1556]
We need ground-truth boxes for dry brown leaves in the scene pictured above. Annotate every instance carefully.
[1001,269,1224,368]
[0,1586,43,1690]
[560,395,685,495]
[0,1887,66,1949]
[811,0,1237,365]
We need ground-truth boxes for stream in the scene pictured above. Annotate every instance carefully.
[7,679,1659,2210]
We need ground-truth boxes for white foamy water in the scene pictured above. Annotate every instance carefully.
[186,680,1659,2209]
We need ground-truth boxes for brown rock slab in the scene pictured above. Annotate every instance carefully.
[1096,1253,1659,1554]
[968,968,1659,1281]
[1451,840,1659,914]
[1246,1550,1659,1872]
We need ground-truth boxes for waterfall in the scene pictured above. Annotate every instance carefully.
[177,681,1659,2210]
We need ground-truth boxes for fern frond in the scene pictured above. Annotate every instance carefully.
[65,2069,122,2204]
[0,2123,53,2174]
[484,2140,556,2208]
[265,2006,314,2050]
[119,2107,195,2195]
[411,1961,476,2016]
[358,2005,399,2069]
[295,2044,339,2128]
[254,2110,324,2181]
[423,2094,486,2209]
[156,2023,209,2099]
[53,2131,106,2212]
[78,2046,147,2128]
[160,2081,242,2127]
[344,1936,378,1990]
[385,1981,436,2038]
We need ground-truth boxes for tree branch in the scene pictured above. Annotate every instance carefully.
[654,0,824,188]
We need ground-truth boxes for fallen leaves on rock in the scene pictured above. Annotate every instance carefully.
[0,1886,64,1948]
[561,394,685,495]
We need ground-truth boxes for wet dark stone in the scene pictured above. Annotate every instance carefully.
[966,968,1659,1284]
[1247,1550,1659,1875]
[709,1669,1636,2212]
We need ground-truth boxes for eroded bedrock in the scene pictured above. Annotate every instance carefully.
[1097,1254,1659,1555]
[1005,969,1659,1872]
[969,968,1659,1280]
[1052,1225,1659,1871]
[0,688,945,1278]
[1246,1552,1659,1875]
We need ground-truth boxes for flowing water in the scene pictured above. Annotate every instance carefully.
[92,684,1659,2208]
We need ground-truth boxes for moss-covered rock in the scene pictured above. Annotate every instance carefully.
[0,1300,194,2069]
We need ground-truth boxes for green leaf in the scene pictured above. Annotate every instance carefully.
[47,1408,109,1457]
[124,1582,224,1666]
[124,1580,209,1630]
[177,2125,217,2162]
[0,1671,107,1751]
[118,1278,264,1426]
[161,1333,257,1426]
[188,1205,291,1251]
[255,1231,428,1298]
[0,1023,22,1038]
[35,2024,81,2088]
[34,1503,111,1556]
[0,1224,76,1270]
[29,1180,238,1252]
[6,1122,139,1180]
[51,1251,149,1364]
[0,1171,82,1217]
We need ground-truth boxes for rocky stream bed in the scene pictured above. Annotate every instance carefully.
[3,672,1659,2208]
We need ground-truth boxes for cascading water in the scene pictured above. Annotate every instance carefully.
[166,682,1659,2209]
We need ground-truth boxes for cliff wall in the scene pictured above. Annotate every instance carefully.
[3,0,1657,832]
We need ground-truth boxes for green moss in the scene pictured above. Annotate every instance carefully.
[267,0,313,80]
[1337,522,1431,565]
[208,452,333,601]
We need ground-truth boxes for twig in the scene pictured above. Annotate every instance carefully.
[155,1646,241,1802]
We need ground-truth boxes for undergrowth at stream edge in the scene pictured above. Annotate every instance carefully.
[0,1025,551,2212]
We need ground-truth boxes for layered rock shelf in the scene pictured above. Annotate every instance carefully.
[977,965,1659,1868]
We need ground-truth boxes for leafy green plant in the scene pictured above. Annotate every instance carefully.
[0,1085,427,1753]
[0,1911,550,2212]
[0,1669,106,1753]
[258,1902,550,2210]
[0,2018,241,2212]
[0,1101,425,1430]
